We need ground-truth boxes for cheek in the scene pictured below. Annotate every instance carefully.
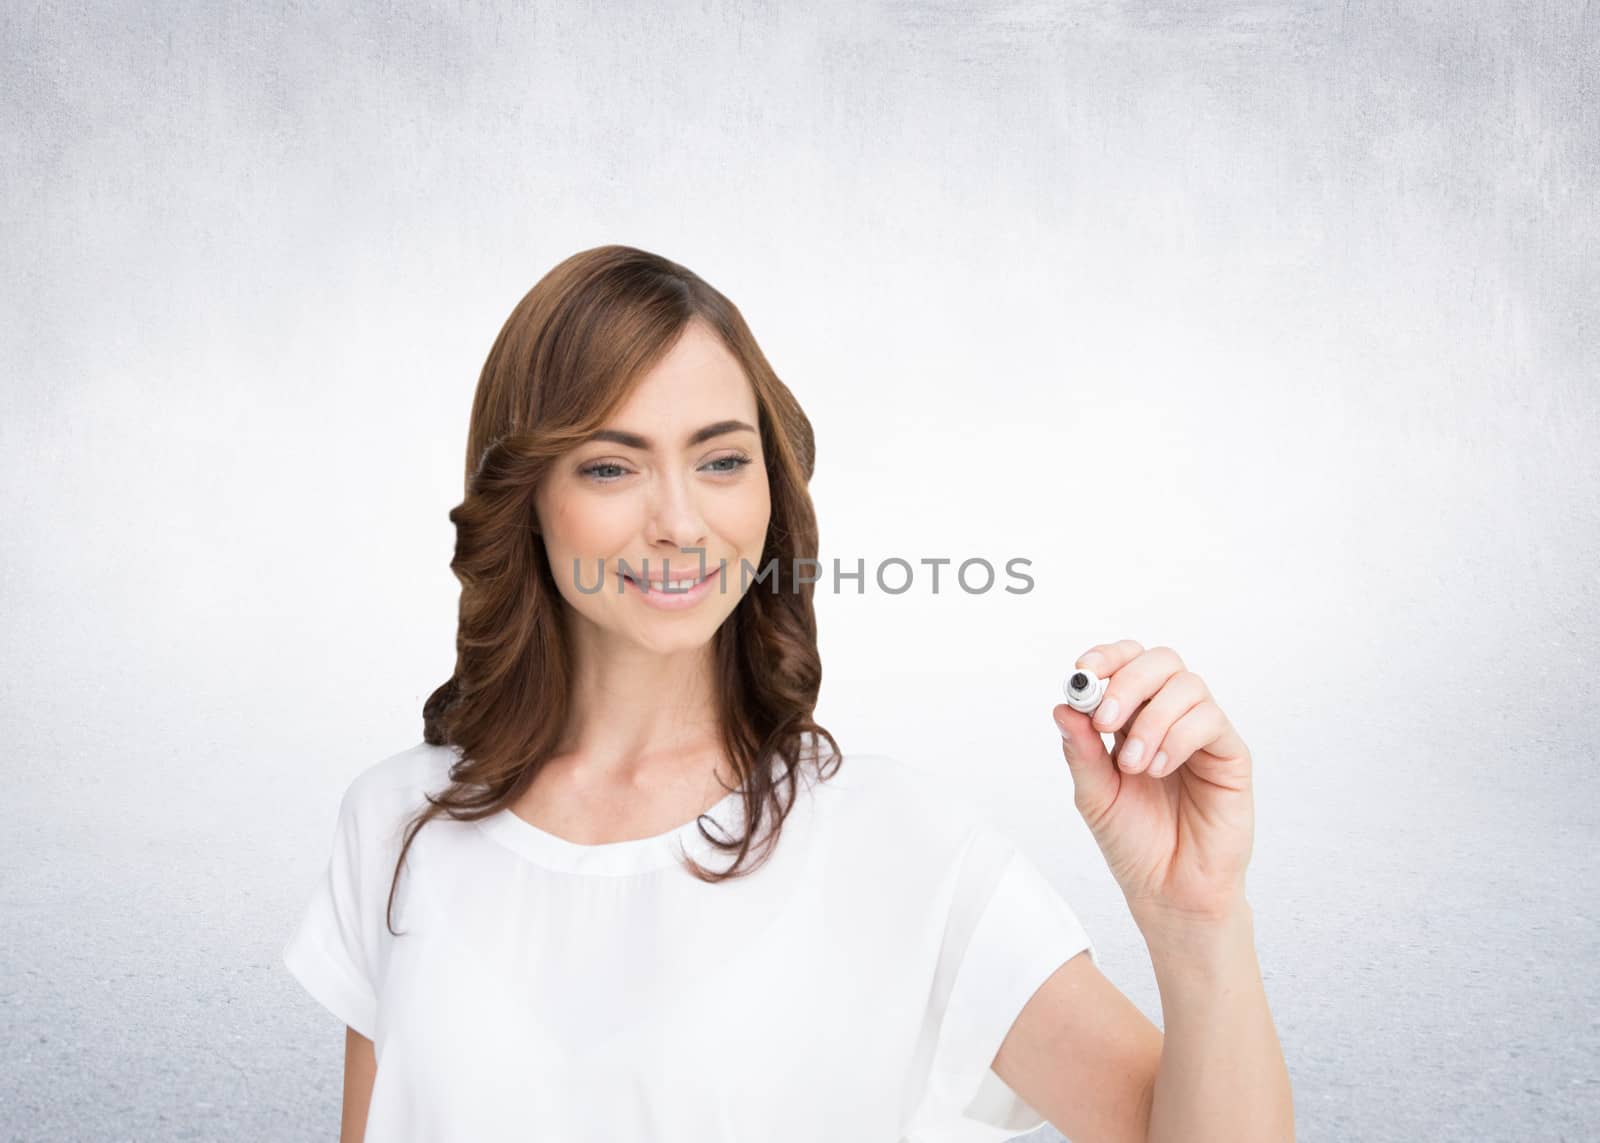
[546,493,637,558]
[538,496,637,603]
[729,480,773,552]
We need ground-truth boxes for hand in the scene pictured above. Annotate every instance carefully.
[1052,639,1255,925]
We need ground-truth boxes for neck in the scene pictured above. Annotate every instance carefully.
[557,622,724,788]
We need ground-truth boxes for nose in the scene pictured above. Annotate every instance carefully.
[644,467,708,557]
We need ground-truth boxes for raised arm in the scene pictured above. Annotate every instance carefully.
[1044,639,1295,1140]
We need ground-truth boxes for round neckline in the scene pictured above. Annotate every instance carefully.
[474,759,778,876]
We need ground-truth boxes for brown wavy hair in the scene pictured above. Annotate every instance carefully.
[383,244,843,935]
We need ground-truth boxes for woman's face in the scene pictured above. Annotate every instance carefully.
[534,320,772,657]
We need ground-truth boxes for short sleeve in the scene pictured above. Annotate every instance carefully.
[281,780,380,1040]
[908,823,1098,1142]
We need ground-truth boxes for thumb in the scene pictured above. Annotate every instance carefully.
[1052,703,1118,817]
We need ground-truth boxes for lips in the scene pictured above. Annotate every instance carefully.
[622,568,710,589]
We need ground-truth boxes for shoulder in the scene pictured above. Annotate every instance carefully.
[822,750,977,817]
[816,750,997,863]
[337,740,462,843]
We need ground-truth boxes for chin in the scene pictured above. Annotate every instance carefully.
[628,625,720,657]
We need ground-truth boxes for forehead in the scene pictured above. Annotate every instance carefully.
[613,322,757,422]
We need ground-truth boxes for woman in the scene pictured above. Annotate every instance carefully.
[283,245,1294,1142]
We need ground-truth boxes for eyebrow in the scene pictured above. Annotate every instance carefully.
[585,419,757,450]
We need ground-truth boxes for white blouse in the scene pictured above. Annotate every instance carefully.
[282,738,1097,1142]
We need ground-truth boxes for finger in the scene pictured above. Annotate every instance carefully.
[1088,644,1185,736]
[1073,638,1145,735]
[1075,638,1146,682]
[1145,700,1231,779]
[1053,703,1118,821]
[1115,670,1211,775]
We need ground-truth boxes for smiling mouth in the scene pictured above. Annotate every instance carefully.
[623,569,711,590]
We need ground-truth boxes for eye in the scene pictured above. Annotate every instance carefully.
[702,452,754,475]
[578,461,630,483]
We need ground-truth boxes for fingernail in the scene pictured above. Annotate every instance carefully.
[1149,750,1169,777]
[1052,710,1071,738]
[1120,738,1144,769]
[1095,697,1120,727]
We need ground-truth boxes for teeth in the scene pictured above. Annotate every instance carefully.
[627,572,705,588]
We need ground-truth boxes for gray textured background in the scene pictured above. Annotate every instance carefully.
[3,1,1596,1140]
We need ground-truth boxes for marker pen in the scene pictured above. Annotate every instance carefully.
[1062,667,1109,714]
